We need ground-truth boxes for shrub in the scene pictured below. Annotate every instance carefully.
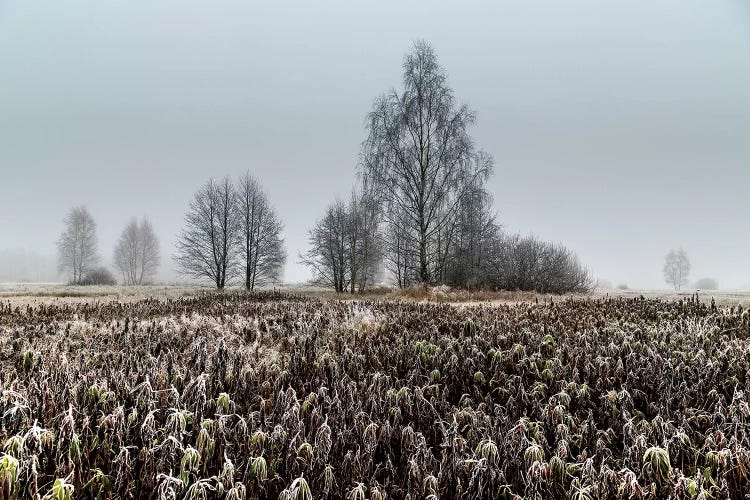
[79,266,117,286]
[488,234,593,294]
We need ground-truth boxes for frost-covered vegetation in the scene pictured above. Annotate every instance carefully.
[1,293,749,498]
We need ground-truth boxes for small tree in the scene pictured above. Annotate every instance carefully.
[57,206,99,285]
[113,217,160,285]
[443,184,499,288]
[383,204,419,289]
[235,172,286,291]
[301,193,382,294]
[175,178,238,289]
[663,248,690,291]
[346,190,382,293]
[300,200,350,293]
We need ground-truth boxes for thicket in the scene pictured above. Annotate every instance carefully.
[79,266,117,286]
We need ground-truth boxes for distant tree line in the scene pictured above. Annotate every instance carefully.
[693,277,718,290]
[0,250,57,282]
[301,41,593,294]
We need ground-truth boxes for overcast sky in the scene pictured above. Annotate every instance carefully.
[1,0,749,289]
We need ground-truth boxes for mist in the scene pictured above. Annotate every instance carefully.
[1,0,749,289]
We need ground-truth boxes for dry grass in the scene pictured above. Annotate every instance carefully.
[1,291,749,498]
[2,283,748,308]
[301,284,750,308]
[593,287,750,307]
[387,284,544,303]
[0,283,217,307]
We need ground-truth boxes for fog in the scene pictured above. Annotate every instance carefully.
[1,0,749,289]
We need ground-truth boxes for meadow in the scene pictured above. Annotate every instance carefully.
[0,289,749,498]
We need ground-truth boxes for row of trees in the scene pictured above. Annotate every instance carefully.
[301,41,593,293]
[57,206,160,285]
[58,43,595,293]
[57,198,706,294]
[55,44,721,294]
[174,172,285,290]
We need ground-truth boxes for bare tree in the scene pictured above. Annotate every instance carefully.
[383,204,419,288]
[175,178,237,289]
[300,200,350,292]
[236,172,286,290]
[444,184,499,288]
[57,206,99,285]
[664,248,690,291]
[113,217,160,285]
[361,41,493,285]
[346,189,382,292]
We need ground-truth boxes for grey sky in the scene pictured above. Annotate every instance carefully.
[1,0,749,288]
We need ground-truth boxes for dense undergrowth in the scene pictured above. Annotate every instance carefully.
[0,292,749,499]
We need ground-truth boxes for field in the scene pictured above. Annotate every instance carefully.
[2,283,749,307]
[1,288,749,499]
